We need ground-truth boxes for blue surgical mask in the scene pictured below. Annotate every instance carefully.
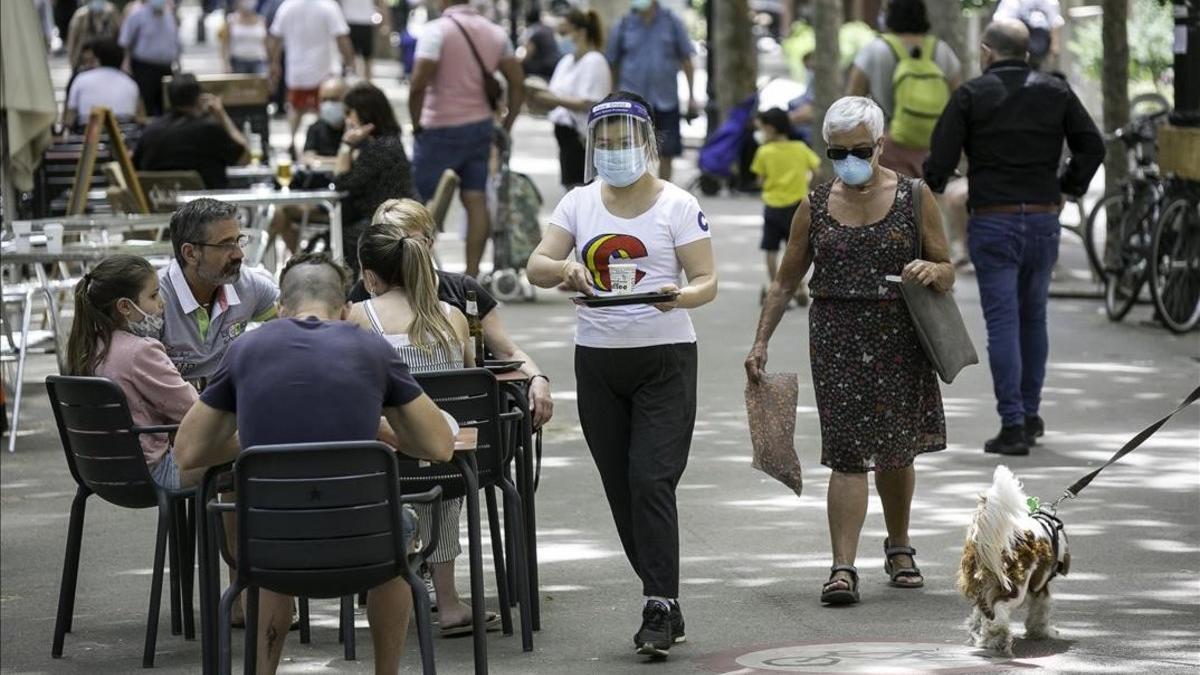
[149,0,167,10]
[630,0,652,12]
[832,156,874,186]
[594,147,646,188]
[556,35,576,56]
[90,0,106,11]
[319,101,344,127]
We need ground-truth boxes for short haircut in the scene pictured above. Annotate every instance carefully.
[84,38,124,69]
[982,20,1031,60]
[822,96,885,143]
[168,198,239,266]
[279,252,351,314]
[168,73,203,110]
[884,0,931,35]
[343,82,401,137]
[757,108,791,135]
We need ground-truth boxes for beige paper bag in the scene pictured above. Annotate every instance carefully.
[745,373,803,497]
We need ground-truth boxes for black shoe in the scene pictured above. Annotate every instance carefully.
[984,425,1030,455]
[669,601,686,644]
[1024,415,1045,445]
[633,601,674,657]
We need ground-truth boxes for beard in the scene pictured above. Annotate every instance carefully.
[200,260,241,286]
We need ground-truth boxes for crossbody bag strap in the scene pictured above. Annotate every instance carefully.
[909,177,924,260]
[446,15,492,84]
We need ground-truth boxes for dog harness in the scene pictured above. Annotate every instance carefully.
[1032,510,1070,589]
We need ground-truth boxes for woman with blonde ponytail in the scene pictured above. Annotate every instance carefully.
[65,254,201,489]
[349,198,498,635]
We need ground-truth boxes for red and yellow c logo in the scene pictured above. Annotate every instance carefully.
[582,233,648,291]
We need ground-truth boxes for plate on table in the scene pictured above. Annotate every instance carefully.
[573,291,678,308]
[484,360,524,374]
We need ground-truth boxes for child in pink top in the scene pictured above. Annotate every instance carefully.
[66,255,199,489]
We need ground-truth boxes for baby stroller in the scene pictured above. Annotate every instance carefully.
[481,128,542,302]
[693,93,759,196]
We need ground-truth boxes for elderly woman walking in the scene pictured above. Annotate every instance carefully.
[745,96,953,605]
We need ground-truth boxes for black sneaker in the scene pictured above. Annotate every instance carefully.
[634,601,674,657]
[1024,415,1045,446]
[669,601,686,644]
[984,425,1030,456]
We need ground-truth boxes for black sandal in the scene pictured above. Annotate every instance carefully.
[883,538,925,588]
[820,565,860,605]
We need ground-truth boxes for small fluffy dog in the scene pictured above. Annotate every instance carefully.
[958,465,1070,655]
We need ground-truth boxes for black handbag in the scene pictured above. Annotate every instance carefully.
[893,178,979,384]
[447,15,503,111]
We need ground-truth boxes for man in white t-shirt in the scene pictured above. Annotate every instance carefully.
[63,38,143,131]
[268,0,357,148]
[340,0,388,81]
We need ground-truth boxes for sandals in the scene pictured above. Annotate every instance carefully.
[438,610,501,637]
[884,538,925,588]
[820,565,860,605]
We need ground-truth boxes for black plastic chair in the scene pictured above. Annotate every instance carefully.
[413,369,535,658]
[207,442,439,675]
[44,375,196,668]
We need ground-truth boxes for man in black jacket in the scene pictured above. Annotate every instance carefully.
[924,19,1104,456]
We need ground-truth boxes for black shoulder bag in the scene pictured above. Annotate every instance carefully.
[892,178,979,384]
[446,15,503,111]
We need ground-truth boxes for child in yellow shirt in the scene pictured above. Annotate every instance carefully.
[750,108,821,305]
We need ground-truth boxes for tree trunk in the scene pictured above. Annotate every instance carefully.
[1101,0,1130,190]
[811,0,844,172]
[713,0,757,116]
[925,0,967,66]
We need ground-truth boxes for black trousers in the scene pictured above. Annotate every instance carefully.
[130,59,173,118]
[554,124,586,188]
[575,343,698,598]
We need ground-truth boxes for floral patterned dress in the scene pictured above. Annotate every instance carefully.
[806,179,946,473]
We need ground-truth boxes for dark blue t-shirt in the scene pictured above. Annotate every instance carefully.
[200,317,423,449]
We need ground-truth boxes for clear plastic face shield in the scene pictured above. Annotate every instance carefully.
[585,101,659,187]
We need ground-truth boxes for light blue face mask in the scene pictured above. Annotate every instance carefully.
[594,147,647,188]
[832,156,874,186]
[630,0,653,12]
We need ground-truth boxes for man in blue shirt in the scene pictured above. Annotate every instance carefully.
[118,0,181,116]
[606,0,697,182]
[175,252,455,674]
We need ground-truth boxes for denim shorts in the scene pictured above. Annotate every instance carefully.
[149,451,181,490]
[412,119,495,200]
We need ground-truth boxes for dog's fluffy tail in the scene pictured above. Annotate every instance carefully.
[965,465,1034,591]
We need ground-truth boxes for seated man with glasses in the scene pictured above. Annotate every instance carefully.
[159,198,279,386]
[175,252,456,674]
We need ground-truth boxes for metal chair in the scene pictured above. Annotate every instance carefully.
[208,442,439,675]
[413,370,535,657]
[44,375,196,668]
[3,287,55,452]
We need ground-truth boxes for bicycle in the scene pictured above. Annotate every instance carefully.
[1083,110,1169,321]
[1148,178,1200,333]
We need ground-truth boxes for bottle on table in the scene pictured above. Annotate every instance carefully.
[244,121,262,165]
[466,290,486,368]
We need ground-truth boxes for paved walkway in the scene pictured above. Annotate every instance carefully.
[3,5,1199,673]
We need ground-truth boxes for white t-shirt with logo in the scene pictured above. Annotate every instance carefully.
[549,180,712,349]
[270,0,350,90]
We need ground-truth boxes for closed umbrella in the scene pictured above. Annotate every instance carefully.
[1,0,57,225]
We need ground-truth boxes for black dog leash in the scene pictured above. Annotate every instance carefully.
[1047,384,1200,512]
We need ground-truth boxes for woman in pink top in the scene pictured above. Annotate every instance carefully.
[66,255,200,490]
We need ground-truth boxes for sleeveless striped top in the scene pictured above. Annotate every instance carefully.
[363,299,464,373]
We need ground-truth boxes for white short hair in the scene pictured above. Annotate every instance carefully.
[822,96,885,143]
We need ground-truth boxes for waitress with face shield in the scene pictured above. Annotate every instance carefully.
[526,92,718,660]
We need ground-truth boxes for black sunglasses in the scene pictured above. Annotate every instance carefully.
[826,146,876,161]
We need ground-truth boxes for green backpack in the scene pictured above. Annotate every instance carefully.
[883,34,950,149]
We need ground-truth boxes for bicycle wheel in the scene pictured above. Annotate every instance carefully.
[1150,198,1200,333]
[1084,191,1125,280]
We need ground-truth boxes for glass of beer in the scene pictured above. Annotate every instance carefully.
[276,156,293,190]
[248,133,263,165]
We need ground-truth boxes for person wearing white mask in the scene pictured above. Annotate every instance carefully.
[526,92,717,659]
[745,96,952,607]
[65,255,224,491]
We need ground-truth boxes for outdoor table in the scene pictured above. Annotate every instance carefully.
[9,213,171,237]
[195,428,484,675]
[173,188,347,260]
[493,370,541,631]
[224,165,276,183]
[1,241,175,372]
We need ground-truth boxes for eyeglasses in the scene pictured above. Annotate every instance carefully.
[826,146,876,161]
[190,234,250,251]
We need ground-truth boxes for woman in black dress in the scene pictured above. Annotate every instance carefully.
[334,82,417,272]
[745,96,953,606]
